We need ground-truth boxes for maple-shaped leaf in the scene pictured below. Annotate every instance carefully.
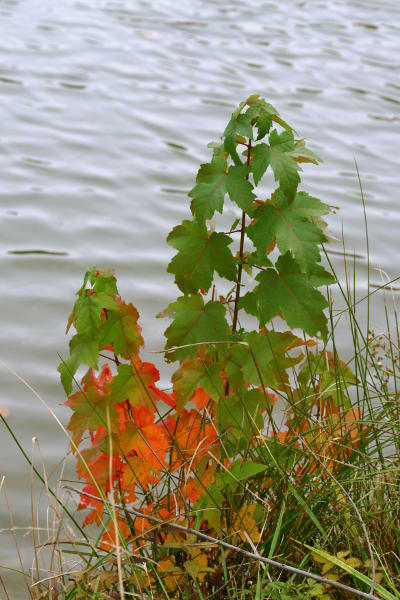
[74,290,117,337]
[91,268,119,296]
[189,154,228,222]
[225,165,256,214]
[251,130,300,198]
[165,408,218,470]
[241,253,328,339]
[167,220,236,294]
[160,294,229,361]
[245,97,277,139]
[66,385,119,447]
[110,361,159,412]
[58,333,99,395]
[100,301,144,359]
[225,329,305,391]
[223,112,253,165]
[121,457,159,499]
[172,355,223,412]
[247,190,330,273]
[118,414,167,467]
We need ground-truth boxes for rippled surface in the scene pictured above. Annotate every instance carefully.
[1,0,399,592]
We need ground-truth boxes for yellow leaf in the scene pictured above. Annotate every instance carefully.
[336,550,350,559]
[184,552,211,582]
[321,561,335,575]
[324,573,339,582]
[309,583,325,595]
[260,477,273,490]
[157,558,184,592]
[345,557,362,569]
[311,552,329,564]
[232,504,260,544]
[364,559,372,568]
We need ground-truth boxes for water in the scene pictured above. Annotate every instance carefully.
[0,0,399,594]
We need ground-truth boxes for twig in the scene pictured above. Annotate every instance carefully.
[64,485,380,600]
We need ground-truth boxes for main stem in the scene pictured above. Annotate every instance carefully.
[225,141,251,398]
[231,139,251,334]
[231,210,246,333]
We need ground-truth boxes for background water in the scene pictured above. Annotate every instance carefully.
[0,0,399,595]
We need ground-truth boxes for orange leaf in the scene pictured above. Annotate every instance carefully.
[164,409,218,471]
[118,412,168,467]
[101,512,132,550]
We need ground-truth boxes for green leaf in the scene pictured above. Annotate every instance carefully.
[160,294,229,361]
[110,363,158,411]
[256,110,273,140]
[100,302,144,359]
[247,190,330,273]
[58,334,99,395]
[231,460,269,481]
[224,113,253,164]
[172,357,223,411]
[220,389,268,454]
[226,165,256,214]
[74,291,117,337]
[189,154,228,222]
[219,459,269,491]
[91,269,119,296]
[251,143,271,186]
[309,264,336,287]
[242,253,328,339]
[167,220,236,294]
[266,129,300,200]
[245,97,277,139]
[225,329,304,390]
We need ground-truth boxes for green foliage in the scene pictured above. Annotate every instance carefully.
[247,190,329,273]
[241,253,329,339]
[162,94,332,355]
[160,294,229,361]
[167,219,236,293]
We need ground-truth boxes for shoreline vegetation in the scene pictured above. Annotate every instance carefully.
[1,96,399,599]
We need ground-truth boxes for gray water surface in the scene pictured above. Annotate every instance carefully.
[1,0,399,594]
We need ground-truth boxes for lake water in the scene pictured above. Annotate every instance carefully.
[1,0,399,594]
